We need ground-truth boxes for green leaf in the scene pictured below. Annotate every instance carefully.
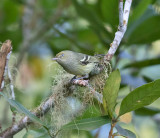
[134,107,160,116]
[76,105,102,120]
[101,0,119,32]
[115,124,136,138]
[0,92,47,127]
[61,116,110,131]
[119,79,160,116]
[125,6,157,42]
[0,29,22,52]
[71,0,112,44]
[129,0,152,23]
[127,15,160,44]
[23,128,51,138]
[142,75,153,83]
[103,69,121,117]
[1,0,20,26]
[123,57,160,69]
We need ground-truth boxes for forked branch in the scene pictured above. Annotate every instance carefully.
[108,0,132,137]
[105,0,132,61]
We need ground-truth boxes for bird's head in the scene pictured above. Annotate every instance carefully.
[52,50,73,65]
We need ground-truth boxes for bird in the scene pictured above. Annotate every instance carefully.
[52,50,104,82]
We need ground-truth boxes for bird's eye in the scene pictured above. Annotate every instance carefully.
[59,53,64,58]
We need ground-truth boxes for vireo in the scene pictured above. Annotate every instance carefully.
[52,50,103,81]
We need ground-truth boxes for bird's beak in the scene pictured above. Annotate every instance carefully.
[52,58,59,61]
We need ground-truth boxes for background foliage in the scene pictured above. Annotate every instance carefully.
[0,0,160,137]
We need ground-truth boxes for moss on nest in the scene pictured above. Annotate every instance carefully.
[49,60,112,136]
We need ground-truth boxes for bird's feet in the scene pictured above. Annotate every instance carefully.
[72,79,89,86]
[70,75,89,86]
[70,76,77,83]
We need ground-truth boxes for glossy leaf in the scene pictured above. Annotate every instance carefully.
[119,79,160,116]
[61,116,110,131]
[71,0,112,44]
[103,69,121,117]
[115,124,136,138]
[125,6,157,41]
[123,57,160,69]
[0,92,47,127]
[101,0,119,32]
[129,0,152,23]
[142,75,153,83]
[127,15,160,44]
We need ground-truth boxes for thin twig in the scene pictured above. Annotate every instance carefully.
[0,40,12,91]
[0,40,12,133]
[0,40,16,128]
[119,0,124,31]
[12,112,16,126]
[105,0,132,61]
[8,69,15,100]
[0,42,8,89]
[107,1,132,137]
[108,122,116,138]
[5,45,15,100]
[4,41,16,125]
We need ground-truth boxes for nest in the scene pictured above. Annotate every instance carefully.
[49,60,112,136]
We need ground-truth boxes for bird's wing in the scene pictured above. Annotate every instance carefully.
[94,54,105,58]
[76,53,99,65]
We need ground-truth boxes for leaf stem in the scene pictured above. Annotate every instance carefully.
[108,121,116,138]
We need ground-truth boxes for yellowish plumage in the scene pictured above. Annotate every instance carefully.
[53,50,102,78]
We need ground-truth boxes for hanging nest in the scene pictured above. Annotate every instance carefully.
[48,59,112,136]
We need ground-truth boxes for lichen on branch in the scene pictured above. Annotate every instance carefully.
[0,40,12,90]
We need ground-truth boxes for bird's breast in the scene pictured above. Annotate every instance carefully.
[59,61,94,76]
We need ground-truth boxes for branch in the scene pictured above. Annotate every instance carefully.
[119,0,124,30]
[105,0,132,61]
[0,74,84,137]
[3,40,16,125]
[0,40,13,134]
[106,1,132,137]
[108,122,116,138]
[0,40,12,91]
[0,95,54,137]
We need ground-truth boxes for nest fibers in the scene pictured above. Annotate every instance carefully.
[49,60,111,137]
